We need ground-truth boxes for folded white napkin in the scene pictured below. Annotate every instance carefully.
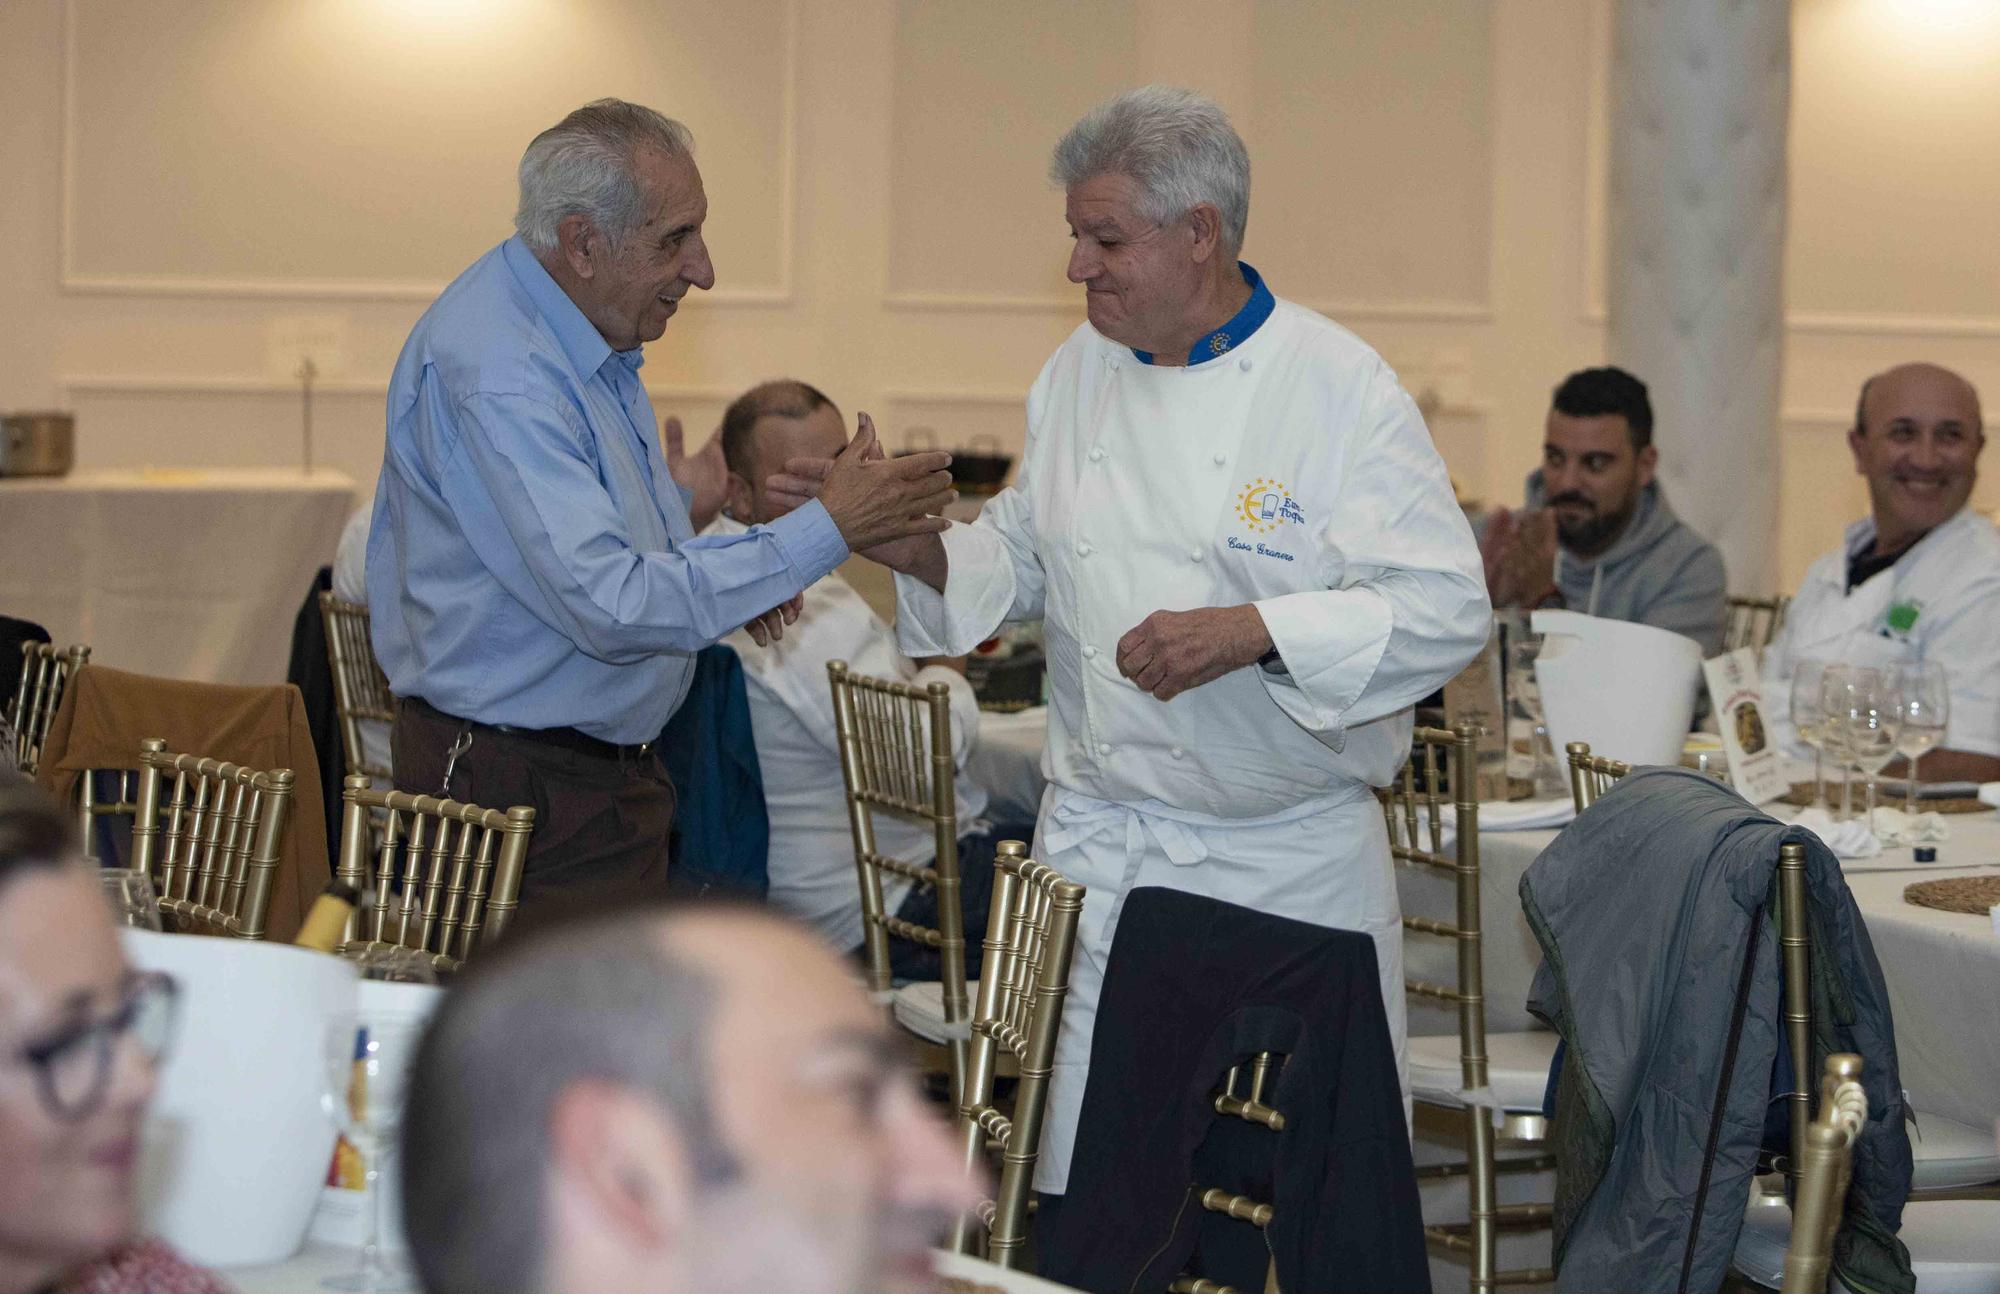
[1978,782,2000,810]
[1863,807,1948,847]
[1791,807,1882,859]
[1479,798,1578,832]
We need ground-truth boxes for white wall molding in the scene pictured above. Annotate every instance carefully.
[56,0,802,307]
[58,375,744,404]
[1786,310,2000,340]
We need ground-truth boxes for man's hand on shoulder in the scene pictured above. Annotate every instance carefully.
[1116,604,1273,702]
[663,415,728,531]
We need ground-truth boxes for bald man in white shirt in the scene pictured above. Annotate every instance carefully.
[701,381,1033,981]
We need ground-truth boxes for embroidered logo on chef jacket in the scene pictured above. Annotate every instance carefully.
[1236,479,1305,534]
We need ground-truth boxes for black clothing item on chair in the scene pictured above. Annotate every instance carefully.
[0,615,52,713]
[283,566,347,871]
[1039,886,1430,1294]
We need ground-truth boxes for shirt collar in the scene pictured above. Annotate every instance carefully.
[500,236,642,381]
[1133,262,1275,366]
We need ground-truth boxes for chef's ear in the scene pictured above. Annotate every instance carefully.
[556,214,601,281]
[1185,202,1223,266]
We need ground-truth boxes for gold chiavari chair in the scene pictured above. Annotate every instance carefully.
[10,642,89,774]
[827,660,972,1096]
[318,593,395,782]
[1391,725,1557,1290]
[952,841,1085,1267]
[1725,595,1791,657]
[333,774,534,973]
[1565,741,1631,813]
[1781,1055,1866,1294]
[129,736,295,940]
[1168,1054,1289,1294]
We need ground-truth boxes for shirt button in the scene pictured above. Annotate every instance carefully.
[1078,542,1094,557]
[1083,644,1098,659]
[1190,548,1205,562]
[1171,746,1186,759]
[1096,742,1112,758]
[1239,358,1253,372]
[1089,447,1105,463]
[1212,452,1227,466]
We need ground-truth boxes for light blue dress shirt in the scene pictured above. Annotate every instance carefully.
[367,237,848,744]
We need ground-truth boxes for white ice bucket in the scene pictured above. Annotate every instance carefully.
[1531,609,1704,769]
[123,930,360,1266]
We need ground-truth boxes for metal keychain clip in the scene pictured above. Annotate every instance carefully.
[440,728,474,798]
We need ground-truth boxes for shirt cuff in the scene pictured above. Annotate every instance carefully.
[894,524,1016,658]
[766,499,850,587]
[1253,588,1394,750]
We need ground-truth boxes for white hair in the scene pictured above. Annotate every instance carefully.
[1049,86,1250,253]
[514,99,695,256]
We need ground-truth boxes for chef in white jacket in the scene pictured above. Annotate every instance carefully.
[775,87,1488,1193]
[1762,363,2000,783]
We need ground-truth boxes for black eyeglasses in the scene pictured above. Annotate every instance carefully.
[15,971,179,1121]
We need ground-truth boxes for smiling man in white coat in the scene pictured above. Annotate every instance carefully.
[778,86,1489,1197]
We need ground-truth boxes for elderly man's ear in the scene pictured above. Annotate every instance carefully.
[722,471,755,524]
[547,1079,693,1252]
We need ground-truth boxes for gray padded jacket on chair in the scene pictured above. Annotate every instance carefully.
[1521,767,1913,1294]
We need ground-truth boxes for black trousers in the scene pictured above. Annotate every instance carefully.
[392,698,674,908]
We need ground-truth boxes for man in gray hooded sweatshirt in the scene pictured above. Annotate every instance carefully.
[1480,366,1728,656]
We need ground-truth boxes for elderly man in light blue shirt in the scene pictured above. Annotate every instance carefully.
[367,99,954,899]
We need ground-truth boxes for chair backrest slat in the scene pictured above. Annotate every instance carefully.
[1725,594,1790,656]
[334,775,534,973]
[1565,741,1631,813]
[10,643,89,774]
[128,737,294,940]
[318,594,395,782]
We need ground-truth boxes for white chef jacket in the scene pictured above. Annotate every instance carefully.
[894,300,1490,1190]
[709,518,987,951]
[1762,506,2000,759]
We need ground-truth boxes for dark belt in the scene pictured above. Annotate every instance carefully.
[404,695,654,763]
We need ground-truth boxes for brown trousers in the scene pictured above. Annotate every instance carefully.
[391,699,673,907]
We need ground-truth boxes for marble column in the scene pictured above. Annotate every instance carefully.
[1608,0,1790,596]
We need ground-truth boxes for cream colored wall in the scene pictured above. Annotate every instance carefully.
[0,0,1995,599]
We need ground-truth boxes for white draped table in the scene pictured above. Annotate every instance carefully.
[0,468,353,685]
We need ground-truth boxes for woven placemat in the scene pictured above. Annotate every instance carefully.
[1904,875,2000,915]
[1780,784,1990,815]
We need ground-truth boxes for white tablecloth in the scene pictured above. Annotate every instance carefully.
[221,1242,1081,1293]
[1402,802,2000,1133]
[970,705,1049,826]
[0,468,353,685]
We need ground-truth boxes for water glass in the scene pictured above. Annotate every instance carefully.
[1788,659,1829,810]
[320,1012,426,1292]
[1890,661,1949,815]
[98,868,163,931]
[1816,665,1855,819]
[1833,668,1901,835]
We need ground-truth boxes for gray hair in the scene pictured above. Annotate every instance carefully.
[1050,86,1251,254]
[400,909,737,1294]
[515,98,695,255]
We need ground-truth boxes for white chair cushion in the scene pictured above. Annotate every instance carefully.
[1737,1183,2000,1293]
[1910,1109,2000,1191]
[1409,1029,1558,1114]
[890,980,974,1044]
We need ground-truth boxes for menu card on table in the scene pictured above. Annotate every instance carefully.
[1702,648,1789,804]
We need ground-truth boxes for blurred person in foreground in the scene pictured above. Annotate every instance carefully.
[0,786,209,1294]
[400,902,980,1294]
[1761,362,2000,782]
[1479,365,1728,654]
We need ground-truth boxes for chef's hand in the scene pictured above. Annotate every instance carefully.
[1486,508,1559,608]
[664,415,728,531]
[1116,604,1273,702]
[768,413,952,586]
[741,594,804,647]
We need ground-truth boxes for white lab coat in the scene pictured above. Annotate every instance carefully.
[708,518,986,951]
[895,302,1490,1191]
[1762,507,2000,759]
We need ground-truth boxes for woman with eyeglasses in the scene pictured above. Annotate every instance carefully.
[0,786,225,1294]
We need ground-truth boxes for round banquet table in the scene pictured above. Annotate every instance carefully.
[219,1243,1082,1292]
[969,705,1049,825]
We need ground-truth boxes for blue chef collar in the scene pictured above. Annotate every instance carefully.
[1133,262,1275,366]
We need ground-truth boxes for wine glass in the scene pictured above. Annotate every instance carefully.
[1891,661,1950,817]
[1837,669,1901,836]
[320,1012,427,1292]
[1816,665,1855,819]
[98,868,163,931]
[1788,660,1830,810]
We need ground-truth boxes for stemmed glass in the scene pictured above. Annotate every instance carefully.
[97,868,163,931]
[1789,660,1830,811]
[1836,668,1902,836]
[1816,665,1856,819]
[1890,661,1950,817]
[320,1012,426,1292]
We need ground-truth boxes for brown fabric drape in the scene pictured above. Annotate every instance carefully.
[34,664,331,942]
